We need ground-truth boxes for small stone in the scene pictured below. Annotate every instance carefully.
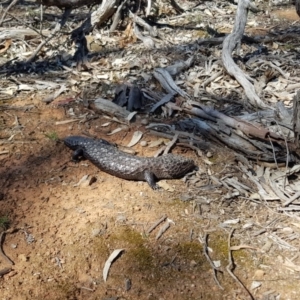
[78,273,92,283]
[261,240,273,253]
[250,281,261,290]
[91,228,101,237]
[190,260,197,267]
[213,260,221,268]
[18,254,28,262]
[254,269,265,280]
[116,214,127,223]
[125,278,131,291]
[33,273,41,279]
[140,141,148,147]
[11,244,17,249]
[281,227,293,234]
[206,151,213,158]
[141,118,149,125]
[133,206,141,211]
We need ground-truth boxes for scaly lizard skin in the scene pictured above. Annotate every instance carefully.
[64,136,196,189]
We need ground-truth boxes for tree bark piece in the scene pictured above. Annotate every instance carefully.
[222,0,267,108]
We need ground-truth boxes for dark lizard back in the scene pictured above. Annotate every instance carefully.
[64,136,196,186]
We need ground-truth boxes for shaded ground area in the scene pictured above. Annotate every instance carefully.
[0,97,240,299]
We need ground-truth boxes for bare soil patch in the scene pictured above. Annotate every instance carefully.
[0,95,299,300]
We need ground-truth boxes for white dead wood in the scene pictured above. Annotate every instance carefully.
[163,133,178,155]
[147,215,167,234]
[110,0,128,32]
[91,0,118,28]
[153,68,190,98]
[222,0,268,108]
[55,119,80,125]
[146,0,151,16]
[76,0,119,35]
[0,28,51,40]
[155,221,170,240]
[129,10,157,37]
[199,234,223,290]
[93,98,131,120]
[42,85,67,103]
[103,249,124,282]
[133,23,155,49]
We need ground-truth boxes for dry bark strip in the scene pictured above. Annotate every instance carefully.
[222,0,267,108]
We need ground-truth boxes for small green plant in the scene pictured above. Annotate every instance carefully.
[45,132,59,141]
[0,216,10,230]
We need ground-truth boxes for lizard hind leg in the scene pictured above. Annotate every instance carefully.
[144,170,159,190]
[72,148,84,161]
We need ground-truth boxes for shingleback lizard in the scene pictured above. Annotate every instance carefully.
[64,136,196,189]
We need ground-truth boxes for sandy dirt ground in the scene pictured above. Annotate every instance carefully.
[1,95,300,300]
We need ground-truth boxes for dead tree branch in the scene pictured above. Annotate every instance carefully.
[222,0,267,108]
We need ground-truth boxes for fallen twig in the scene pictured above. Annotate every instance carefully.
[163,134,178,155]
[155,222,170,240]
[147,215,167,234]
[226,229,253,300]
[0,231,14,265]
[0,0,18,27]
[0,267,12,277]
[200,234,223,290]
[222,0,267,108]
[26,27,61,63]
